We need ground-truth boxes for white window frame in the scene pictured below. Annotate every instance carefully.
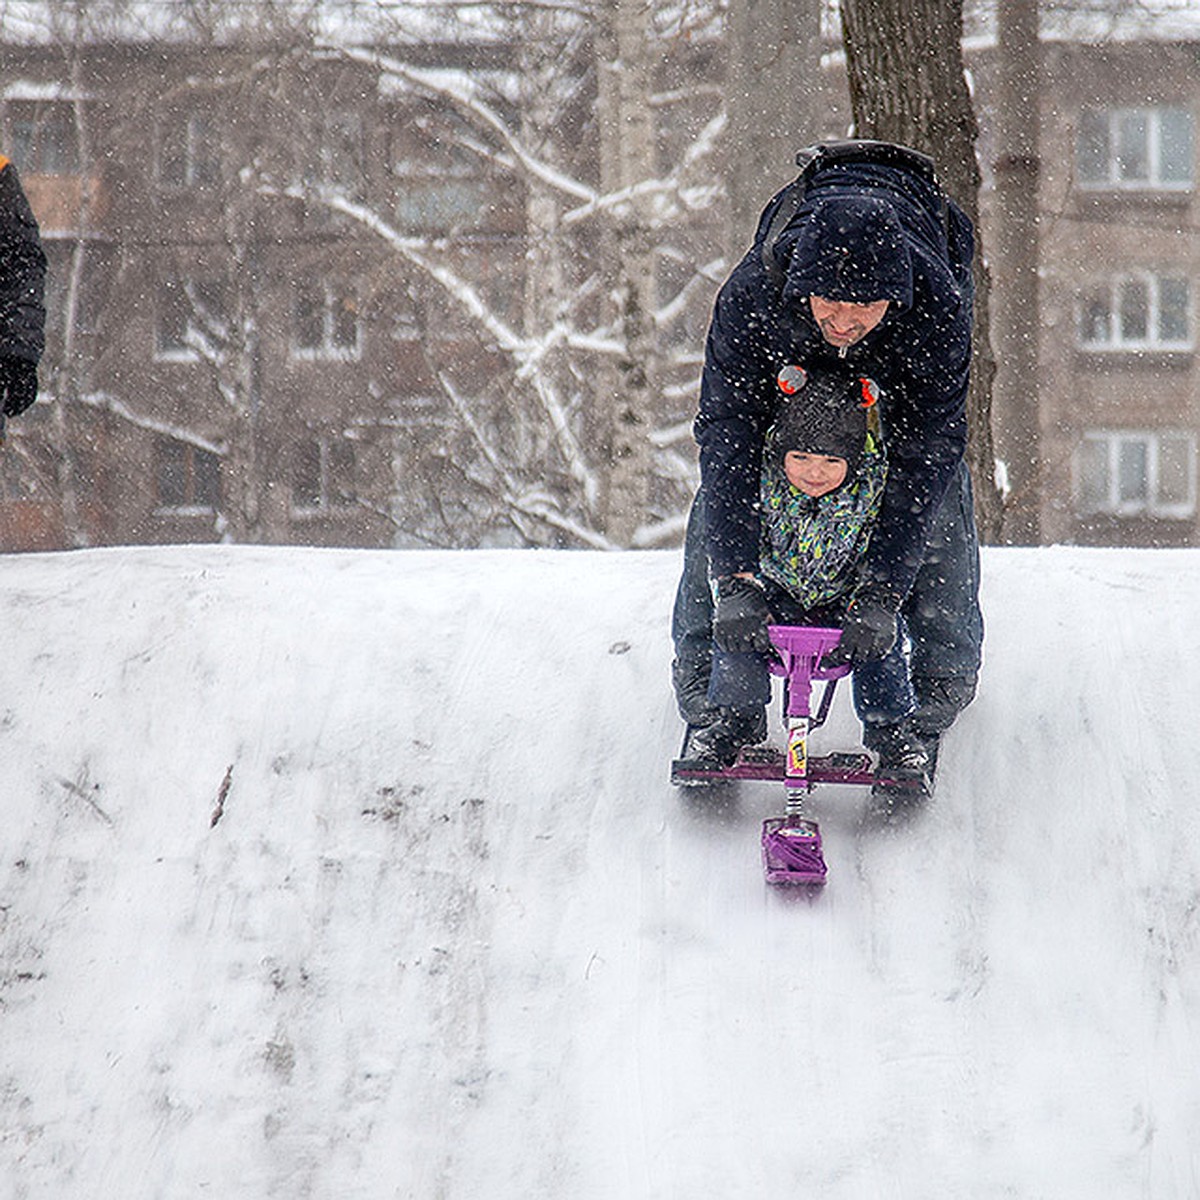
[291,281,362,362]
[154,278,230,363]
[154,437,222,514]
[1077,272,1192,352]
[7,101,80,174]
[1076,106,1194,192]
[291,435,357,516]
[1076,430,1196,519]
[158,112,221,188]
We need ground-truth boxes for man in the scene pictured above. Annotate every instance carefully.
[672,140,983,790]
[0,153,47,428]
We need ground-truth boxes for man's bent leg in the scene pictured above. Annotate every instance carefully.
[670,493,719,726]
[681,642,770,766]
[852,623,916,736]
[902,461,984,738]
[851,617,933,793]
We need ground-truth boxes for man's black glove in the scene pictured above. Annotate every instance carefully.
[823,587,902,668]
[713,575,774,654]
[0,358,38,417]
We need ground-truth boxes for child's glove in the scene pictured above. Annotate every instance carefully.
[0,358,38,416]
[713,575,773,654]
[823,587,901,667]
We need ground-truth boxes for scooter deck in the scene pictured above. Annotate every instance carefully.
[670,745,875,788]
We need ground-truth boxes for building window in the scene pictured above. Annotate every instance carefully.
[156,438,221,512]
[393,109,495,234]
[292,282,360,360]
[1076,430,1195,518]
[43,244,115,338]
[394,179,494,234]
[302,110,365,198]
[1078,274,1190,351]
[292,436,356,513]
[7,103,80,173]
[155,278,229,360]
[158,112,221,187]
[1076,106,1194,190]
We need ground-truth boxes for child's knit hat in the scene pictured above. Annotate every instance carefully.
[772,367,876,479]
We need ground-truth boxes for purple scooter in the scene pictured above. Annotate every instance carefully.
[671,625,876,886]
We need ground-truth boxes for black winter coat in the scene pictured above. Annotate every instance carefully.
[0,157,47,367]
[696,158,974,601]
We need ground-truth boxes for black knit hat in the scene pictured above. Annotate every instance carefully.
[772,367,873,479]
[784,195,913,310]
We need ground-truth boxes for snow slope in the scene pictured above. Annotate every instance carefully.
[2,544,1199,1199]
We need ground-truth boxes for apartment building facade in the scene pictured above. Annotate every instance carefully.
[1026,37,1198,547]
[0,24,1197,552]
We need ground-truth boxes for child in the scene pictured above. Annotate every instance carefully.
[687,363,922,783]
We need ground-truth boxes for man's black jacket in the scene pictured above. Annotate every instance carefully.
[695,157,974,602]
[0,156,47,368]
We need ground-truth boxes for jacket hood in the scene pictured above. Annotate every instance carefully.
[782,195,913,311]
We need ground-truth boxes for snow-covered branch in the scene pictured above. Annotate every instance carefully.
[655,255,725,327]
[265,181,609,505]
[437,370,611,549]
[631,510,689,548]
[300,184,529,354]
[73,391,226,456]
[563,111,727,227]
[333,44,598,207]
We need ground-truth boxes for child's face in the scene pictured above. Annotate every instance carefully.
[784,451,849,497]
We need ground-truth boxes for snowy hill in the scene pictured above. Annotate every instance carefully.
[2,544,1199,1198]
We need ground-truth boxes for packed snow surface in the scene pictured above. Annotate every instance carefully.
[2,544,1199,1198]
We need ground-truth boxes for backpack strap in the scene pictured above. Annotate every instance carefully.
[759,139,949,289]
[759,144,823,288]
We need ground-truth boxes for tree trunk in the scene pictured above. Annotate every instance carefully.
[594,0,658,546]
[726,0,823,250]
[518,20,590,519]
[48,32,93,547]
[840,0,1005,541]
[992,0,1042,544]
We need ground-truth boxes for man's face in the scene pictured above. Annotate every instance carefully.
[809,296,890,348]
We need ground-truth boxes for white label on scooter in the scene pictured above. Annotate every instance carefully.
[786,717,808,777]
